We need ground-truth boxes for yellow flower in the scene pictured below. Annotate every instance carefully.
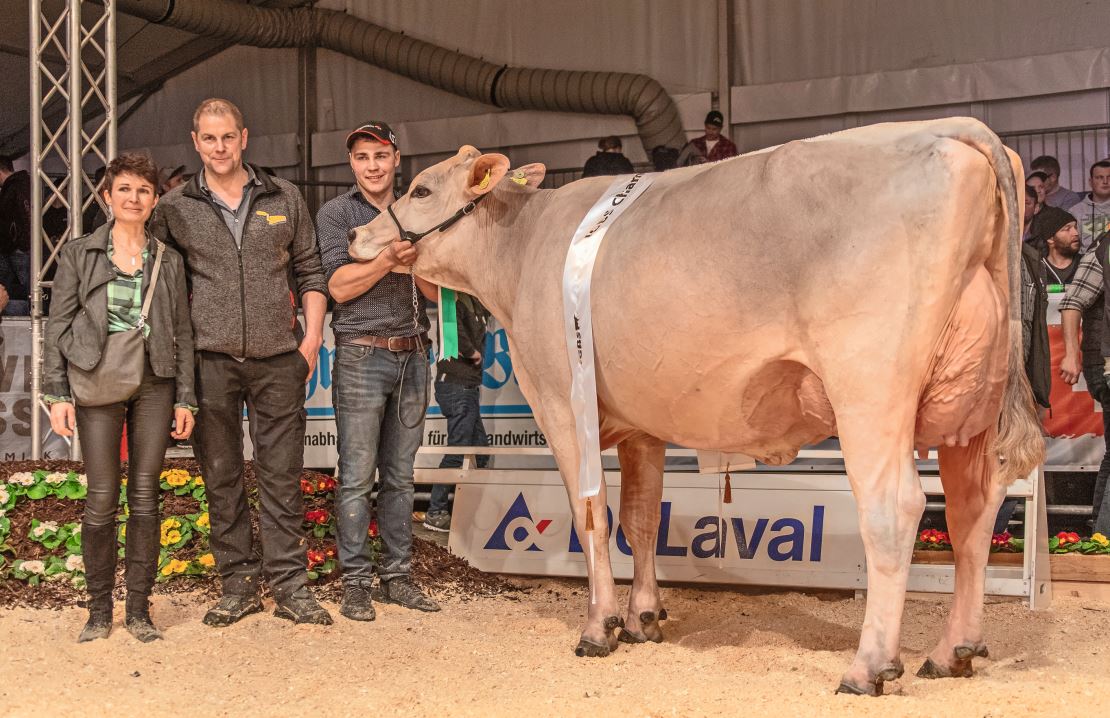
[160,559,188,576]
[121,477,128,486]
[193,476,204,486]
[1093,533,1110,547]
[160,518,180,531]
[166,474,188,487]
[198,553,215,567]
[196,513,210,528]
[161,529,182,546]
[119,524,126,539]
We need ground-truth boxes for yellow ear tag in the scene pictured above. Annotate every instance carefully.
[478,169,491,190]
[510,170,528,186]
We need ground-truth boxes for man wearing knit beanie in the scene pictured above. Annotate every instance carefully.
[1038,207,1080,286]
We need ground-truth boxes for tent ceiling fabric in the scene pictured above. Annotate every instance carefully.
[5,1,1110,160]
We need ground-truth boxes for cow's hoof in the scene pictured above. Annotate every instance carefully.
[877,660,904,682]
[574,638,612,658]
[835,679,882,697]
[603,615,624,631]
[619,611,665,644]
[954,642,989,660]
[658,608,668,620]
[917,644,985,679]
[916,656,973,679]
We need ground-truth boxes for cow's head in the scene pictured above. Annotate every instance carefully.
[348,146,545,291]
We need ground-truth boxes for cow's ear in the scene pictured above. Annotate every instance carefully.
[508,163,546,188]
[467,153,510,197]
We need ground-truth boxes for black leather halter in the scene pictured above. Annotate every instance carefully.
[386,193,488,244]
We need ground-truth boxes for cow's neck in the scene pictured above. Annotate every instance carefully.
[435,187,548,332]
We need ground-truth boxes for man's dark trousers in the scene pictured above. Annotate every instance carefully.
[194,349,310,600]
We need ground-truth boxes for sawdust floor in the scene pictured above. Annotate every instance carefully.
[1,579,1107,717]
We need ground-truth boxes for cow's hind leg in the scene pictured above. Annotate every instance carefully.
[836,411,925,697]
[918,430,1005,679]
[615,434,667,644]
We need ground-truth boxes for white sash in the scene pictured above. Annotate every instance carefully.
[561,173,655,500]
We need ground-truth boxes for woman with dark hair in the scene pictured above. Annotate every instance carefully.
[43,152,196,643]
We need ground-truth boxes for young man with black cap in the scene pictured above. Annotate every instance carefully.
[315,121,440,621]
[677,110,739,166]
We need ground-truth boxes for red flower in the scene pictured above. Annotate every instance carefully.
[307,550,325,568]
[300,479,315,495]
[304,509,331,525]
[1057,531,1082,545]
[325,546,336,558]
[368,519,379,538]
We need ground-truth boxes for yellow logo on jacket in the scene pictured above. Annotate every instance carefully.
[255,211,287,226]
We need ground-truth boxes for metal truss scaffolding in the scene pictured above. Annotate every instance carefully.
[29,0,117,459]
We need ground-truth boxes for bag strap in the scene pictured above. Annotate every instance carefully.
[137,240,165,328]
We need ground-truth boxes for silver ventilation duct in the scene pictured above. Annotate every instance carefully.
[113,0,688,152]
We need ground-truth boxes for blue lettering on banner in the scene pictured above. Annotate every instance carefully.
[484,494,826,562]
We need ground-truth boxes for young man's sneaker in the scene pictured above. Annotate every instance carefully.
[422,511,451,533]
[202,593,264,627]
[339,584,376,622]
[274,587,334,625]
[379,576,440,612]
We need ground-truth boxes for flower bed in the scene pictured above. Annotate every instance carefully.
[0,460,515,609]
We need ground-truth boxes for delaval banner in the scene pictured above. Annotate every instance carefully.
[448,473,868,589]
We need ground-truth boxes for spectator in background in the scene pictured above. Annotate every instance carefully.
[82,166,108,233]
[1031,155,1082,209]
[1037,207,1081,286]
[582,136,635,178]
[1060,227,1110,534]
[0,154,31,315]
[651,145,679,172]
[1067,159,1110,253]
[677,110,738,167]
[997,221,1051,533]
[1026,171,1047,213]
[160,165,187,195]
[423,293,491,533]
[1022,183,1040,243]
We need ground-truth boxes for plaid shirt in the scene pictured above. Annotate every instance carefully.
[106,240,150,337]
[1059,252,1103,313]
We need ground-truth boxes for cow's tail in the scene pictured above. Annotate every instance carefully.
[941,118,1045,486]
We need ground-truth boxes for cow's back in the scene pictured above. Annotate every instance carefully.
[510,120,1008,459]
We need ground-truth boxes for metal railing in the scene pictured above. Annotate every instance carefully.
[1000,124,1110,190]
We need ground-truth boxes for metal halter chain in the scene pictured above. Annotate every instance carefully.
[387,194,490,429]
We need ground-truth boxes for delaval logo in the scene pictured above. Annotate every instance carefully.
[485,494,825,562]
[483,493,554,551]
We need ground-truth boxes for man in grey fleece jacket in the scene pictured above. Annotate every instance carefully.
[1067,159,1110,253]
[150,98,331,626]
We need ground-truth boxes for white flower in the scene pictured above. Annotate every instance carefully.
[77,474,88,487]
[7,472,34,486]
[44,472,67,485]
[31,520,59,538]
[65,555,85,572]
[0,486,9,504]
[19,560,45,575]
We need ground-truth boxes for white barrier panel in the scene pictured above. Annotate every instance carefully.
[449,471,868,590]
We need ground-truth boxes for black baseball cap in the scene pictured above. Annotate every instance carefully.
[346,121,398,151]
[705,110,724,127]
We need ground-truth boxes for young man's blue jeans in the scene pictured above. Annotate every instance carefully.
[428,380,487,515]
[333,344,426,586]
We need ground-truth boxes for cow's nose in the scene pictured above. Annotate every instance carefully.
[347,229,357,243]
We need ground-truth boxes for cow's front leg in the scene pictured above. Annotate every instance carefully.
[568,478,622,656]
[616,436,667,644]
[836,413,925,697]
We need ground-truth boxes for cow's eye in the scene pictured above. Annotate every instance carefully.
[411,185,432,199]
